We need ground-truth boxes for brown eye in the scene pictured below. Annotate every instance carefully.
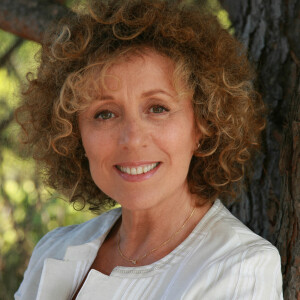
[95,110,115,120]
[149,105,169,114]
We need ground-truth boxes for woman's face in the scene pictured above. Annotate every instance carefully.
[79,50,200,210]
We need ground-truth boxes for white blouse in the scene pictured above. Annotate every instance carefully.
[15,200,283,300]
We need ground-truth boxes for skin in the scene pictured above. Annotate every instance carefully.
[78,50,212,275]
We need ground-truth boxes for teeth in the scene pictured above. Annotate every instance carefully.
[119,163,159,175]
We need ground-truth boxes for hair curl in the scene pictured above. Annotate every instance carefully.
[16,0,265,212]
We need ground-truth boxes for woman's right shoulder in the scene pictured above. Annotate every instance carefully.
[15,207,121,300]
[33,207,122,258]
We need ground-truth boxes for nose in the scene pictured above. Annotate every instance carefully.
[119,117,148,150]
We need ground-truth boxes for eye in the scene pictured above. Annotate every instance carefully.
[149,105,169,114]
[94,110,116,120]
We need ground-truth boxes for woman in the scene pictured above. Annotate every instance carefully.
[15,0,283,299]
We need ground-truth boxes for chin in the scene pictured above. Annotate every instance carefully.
[113,192,163,211]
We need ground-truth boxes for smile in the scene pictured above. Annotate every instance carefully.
[116,162,160,175]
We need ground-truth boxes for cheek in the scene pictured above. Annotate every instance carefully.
[82,133,113,191]
[81,126,114,157]
[157,118,197,160]
[81,130,98,158]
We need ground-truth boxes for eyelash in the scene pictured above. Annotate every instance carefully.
[149,104,170,114]
[94,110,115,120]
[94,104,170,120]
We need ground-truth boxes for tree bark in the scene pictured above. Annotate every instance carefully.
[0,0,70,42]
[220,0,300,298]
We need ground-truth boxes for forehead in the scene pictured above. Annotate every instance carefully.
[107,50,174,73]
[98,50,174,89]
[74,49,191,106]
[98,50,176,92]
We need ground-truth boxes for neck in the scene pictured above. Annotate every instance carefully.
[116,188,210,264]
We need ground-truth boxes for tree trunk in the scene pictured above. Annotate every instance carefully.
[220,0,300,298]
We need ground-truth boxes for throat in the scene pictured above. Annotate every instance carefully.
[116,206,197,265]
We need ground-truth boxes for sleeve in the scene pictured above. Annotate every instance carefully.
[14,227,67,300]
[232,246,283,300]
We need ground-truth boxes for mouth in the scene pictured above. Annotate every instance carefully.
[115,162,160,175]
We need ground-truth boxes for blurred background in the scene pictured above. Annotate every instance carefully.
[0,1,231,298]
[0,29,95,298]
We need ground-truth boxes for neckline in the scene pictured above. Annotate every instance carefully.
[97,199,222,277]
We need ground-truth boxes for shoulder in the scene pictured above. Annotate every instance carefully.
[32,207,121,258]
[197,200,283,274]
[192,200,283,299]
[202,200,278,252]
[15,208,121,300]
[32,207,121,264]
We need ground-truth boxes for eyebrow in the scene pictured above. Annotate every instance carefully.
[141,89,173,98]
[99,89,174,101]
[98,95,114,101]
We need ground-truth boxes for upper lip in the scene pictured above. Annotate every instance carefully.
[115,161,160,167]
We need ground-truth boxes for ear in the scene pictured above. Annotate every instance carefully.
[194,119,202,146]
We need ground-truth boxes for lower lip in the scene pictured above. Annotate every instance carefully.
[114,163,161,182]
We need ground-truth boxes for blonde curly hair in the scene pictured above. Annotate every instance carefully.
[16,0,265,211]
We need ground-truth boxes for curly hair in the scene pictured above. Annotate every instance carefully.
[16,0,265,212]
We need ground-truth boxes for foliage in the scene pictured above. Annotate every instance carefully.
[0,30,94,300]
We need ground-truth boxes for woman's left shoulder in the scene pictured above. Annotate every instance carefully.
[207,200,279,251]
[190,200,283,299]
[199,200,282,274]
